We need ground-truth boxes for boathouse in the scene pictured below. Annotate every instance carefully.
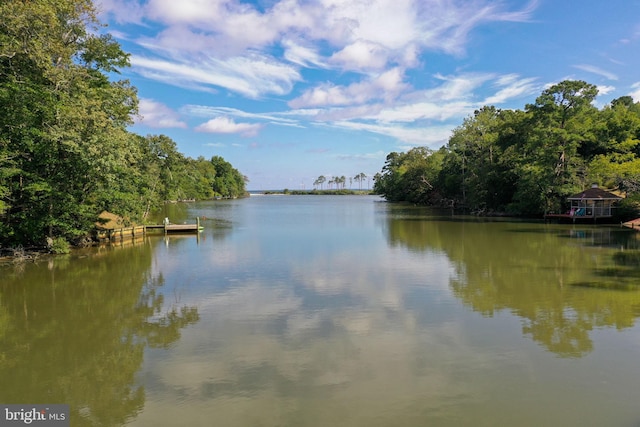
[566,185,622,220]
[545,185,622,222]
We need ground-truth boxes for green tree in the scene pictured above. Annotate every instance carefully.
[446,106,504,211]
[519,80,598,214]
[314,175,326,190]
[360,173,368,190]
[373,147,445,204]
[587,98,640,188]
[374,80,640,217]
[0,0,138,246]
[0,1,249,249]
[210,155,247,198]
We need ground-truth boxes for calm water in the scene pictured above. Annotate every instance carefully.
[2,195,640,426]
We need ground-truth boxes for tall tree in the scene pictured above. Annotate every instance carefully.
[210,155,247,198]
[354,173,367,190]
[373,80,640,219]
[587,98,640,187]
[314,175,326,190]
[373,147,445,204]
[0,0,138,246]
[446,106,503,210]
[0,0,249,249]
[520,80,599,214]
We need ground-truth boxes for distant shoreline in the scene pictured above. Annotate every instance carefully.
[252,189,373,196]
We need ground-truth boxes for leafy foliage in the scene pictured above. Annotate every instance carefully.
[209,156,248,198]
[0,0,246,248]
[374,81,640,218]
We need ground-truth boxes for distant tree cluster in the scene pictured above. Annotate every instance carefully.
[313,173,368,190]
[374,81,640,218]
[0,0,246,248]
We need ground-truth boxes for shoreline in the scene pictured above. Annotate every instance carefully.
[257,189,373,196]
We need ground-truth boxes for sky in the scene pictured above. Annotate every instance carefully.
[97,0,640,190]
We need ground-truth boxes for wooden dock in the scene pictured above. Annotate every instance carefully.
[96,218,203,242]
[146,222,203,233]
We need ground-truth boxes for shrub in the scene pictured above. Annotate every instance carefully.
[49,237,70,254]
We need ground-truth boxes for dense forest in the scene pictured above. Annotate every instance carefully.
[0,0,246,250]
[374,80,640,219]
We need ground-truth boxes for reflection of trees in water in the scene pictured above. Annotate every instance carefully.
[384,210,640,357]
[0,244,199,426]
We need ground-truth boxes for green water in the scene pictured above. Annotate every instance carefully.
[2,195,640,426]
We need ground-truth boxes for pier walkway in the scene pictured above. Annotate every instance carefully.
[96,218,203,242]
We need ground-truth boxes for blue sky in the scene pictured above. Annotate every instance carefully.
[97,0,640,190]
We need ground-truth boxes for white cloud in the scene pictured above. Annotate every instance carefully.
[195,117,263,137]
[137,98,187,128]
[574,64,619,81]
[101,0,538,96]
[367,101,475,123]
[328,120,453,146]
[131,54,301,98]
[596,85,616,96]
[146,0,226,25]
[181,71,537,147]
[142,0,302,55]
[329,40,390,71]
[96,0,145,23]
[416,73,495,102]
[282,39,327,68]
[631,82,640,102]
[289,67,407,108]
[182,106,303,128]
[322,0,418,50]
[483,75,539,105]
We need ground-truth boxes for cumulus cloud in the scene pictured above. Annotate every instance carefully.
[98,0,543,148]
[99,0,538,97]
[195,117,263,137]
[329,40,391,71]
[137,98,187,128]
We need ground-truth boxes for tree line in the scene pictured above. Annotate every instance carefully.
[0,0,246,250]
[313,173,369,190]
[373,80,640,218]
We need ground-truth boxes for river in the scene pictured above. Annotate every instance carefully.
[1,195,640,426]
